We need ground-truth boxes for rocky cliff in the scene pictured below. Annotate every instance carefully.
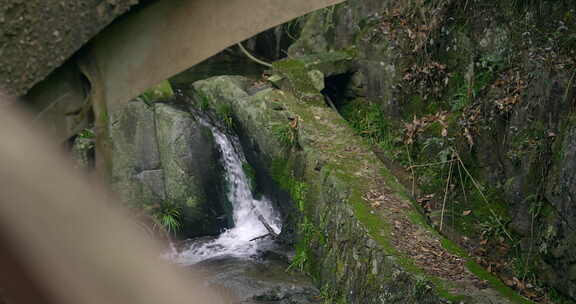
[280,0,576,301]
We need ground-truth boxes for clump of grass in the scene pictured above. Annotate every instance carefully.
[286,249,308,273]
[151,203,183,234]
[198,94,210,111]
[272,122,299,149]
[215,103,234,129]
[341,100,400,147]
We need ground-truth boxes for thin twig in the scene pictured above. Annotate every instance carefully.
[250,233,272,242]
[405,145,416,197]
[439,155,454,232]
[257,214,279,238]
[407,159,456,169]
[457,161,468,205]
[324,94,338,112]
[454,150,514,241]
[564,69,576,105]
[237,42,273,68]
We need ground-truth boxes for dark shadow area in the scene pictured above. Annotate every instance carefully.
[321,72,354,111]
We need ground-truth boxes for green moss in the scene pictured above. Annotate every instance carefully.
[140,80,174,104]
[214,102,234,129]
[466,261,534,304]
[351,185,473,300]
[405,196,528,303]
[272,58,323,104]
[272,51,354,105]
[270,158,293,191]
[242,162,257,193]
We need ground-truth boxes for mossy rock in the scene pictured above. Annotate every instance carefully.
[139,80,174,104]
[271,51,355,105]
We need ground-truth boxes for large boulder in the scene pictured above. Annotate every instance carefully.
[155,102,227,237]
[109,99,162,207]
[109,98,227,237]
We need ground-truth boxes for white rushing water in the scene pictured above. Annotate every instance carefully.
[172,119,282,265]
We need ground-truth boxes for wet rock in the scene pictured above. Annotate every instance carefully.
[135,169,165,200]
[154,102,226,237]
[109,99,160,206]
[109,99,227,237]
[194,256,320,304]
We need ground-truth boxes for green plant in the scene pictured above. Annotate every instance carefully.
[272,123,298,149]
[198,94,210,111]
[77,128,95,139]
[545,287,575,304]
[340,100,402,162]
[319,284,332,303]
[286,215,318,274]
[242,162,257,193]
[412,276,433,299]
[152,203,183,234]
[449,61,497,112]
[511,255,537,284]
[291,181,308,212]
[215,103,234,129]
[478,214,511,241]
[286,249,308,272]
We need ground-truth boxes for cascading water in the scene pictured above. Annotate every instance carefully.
[173,118,282,265]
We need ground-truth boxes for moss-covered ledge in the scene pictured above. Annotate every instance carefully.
[189,75,530,304]
[270,51,355,105]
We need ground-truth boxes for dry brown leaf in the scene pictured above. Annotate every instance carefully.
[441,128,448,137]
[464,127,474,146]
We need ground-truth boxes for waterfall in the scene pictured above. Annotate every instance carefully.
[173,117,281,265]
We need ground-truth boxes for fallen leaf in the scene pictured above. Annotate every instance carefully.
[504,278,515,286]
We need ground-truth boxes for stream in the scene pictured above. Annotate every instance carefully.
[172,118,282,264]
